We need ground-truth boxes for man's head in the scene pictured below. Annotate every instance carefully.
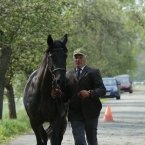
[73,48,87,69]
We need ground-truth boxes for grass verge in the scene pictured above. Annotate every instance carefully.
[100,98,109,103]
[0,110,31,145]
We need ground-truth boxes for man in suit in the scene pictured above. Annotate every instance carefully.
[51,48,106,145]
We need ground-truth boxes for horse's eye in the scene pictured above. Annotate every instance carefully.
[49,54,55,60]
[48,53,53,57]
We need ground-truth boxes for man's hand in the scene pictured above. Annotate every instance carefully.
[51,89,62,98]
[78,90,90,100]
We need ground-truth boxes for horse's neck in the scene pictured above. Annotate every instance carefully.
[35,56,52,92]
[40,65,52,91]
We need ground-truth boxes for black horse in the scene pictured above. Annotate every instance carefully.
[23,34,68,145]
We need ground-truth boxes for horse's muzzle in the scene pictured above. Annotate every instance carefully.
[56,79,66,89]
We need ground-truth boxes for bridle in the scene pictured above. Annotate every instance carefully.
[48,48,67,72]
[48,47,67,89]
[52,68,66,89]
[53,68,66,73]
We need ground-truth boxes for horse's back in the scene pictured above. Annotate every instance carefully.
[23,70,38,106]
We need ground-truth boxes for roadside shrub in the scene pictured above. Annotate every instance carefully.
[0,110,31,144]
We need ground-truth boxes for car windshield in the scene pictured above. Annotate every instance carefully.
[116,78,130,84]
[103,79,116,86]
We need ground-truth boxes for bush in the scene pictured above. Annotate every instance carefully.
[0,110,31,144]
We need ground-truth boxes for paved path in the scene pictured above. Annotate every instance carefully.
[98,90,145,145]
[8,90,145,145]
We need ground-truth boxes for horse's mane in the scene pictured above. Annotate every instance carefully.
[34,52,50,92]
[37,53,48,78]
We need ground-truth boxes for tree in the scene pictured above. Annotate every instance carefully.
[0,30,11,119]
[0,0,68,119]
[63,0,137,76]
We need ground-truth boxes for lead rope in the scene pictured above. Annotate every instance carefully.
[55,93,79,118]
[52,74,64,117]
[52,74,80,117]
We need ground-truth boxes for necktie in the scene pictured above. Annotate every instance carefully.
[77,69,81,79]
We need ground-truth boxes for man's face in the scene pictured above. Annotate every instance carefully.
[73,54,87,68]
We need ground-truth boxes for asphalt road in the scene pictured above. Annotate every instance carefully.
[8,89,145,145]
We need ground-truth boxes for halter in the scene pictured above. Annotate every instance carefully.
[52,68,66,89]
[53,68,66,72]
[48,47,67,89]
[48,47,66,72]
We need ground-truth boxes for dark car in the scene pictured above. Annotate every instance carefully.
[102,77,121,100]
[114,74,133,93]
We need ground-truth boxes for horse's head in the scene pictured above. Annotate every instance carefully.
[46,34,68,89]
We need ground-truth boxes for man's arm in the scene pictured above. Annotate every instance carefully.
[90,69,106,98]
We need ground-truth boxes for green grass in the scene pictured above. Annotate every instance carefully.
[0,109,31,145]
[100,98,109,103]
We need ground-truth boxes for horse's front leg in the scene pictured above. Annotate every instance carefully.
[39,125,48,145]
[50,116,67,145]
[30,119,47,145]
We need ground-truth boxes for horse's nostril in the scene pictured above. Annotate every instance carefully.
[57,80,61,85]
[57,79,66,89]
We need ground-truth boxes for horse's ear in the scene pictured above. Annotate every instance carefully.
[62,34,67,45]
[47,34,53,46]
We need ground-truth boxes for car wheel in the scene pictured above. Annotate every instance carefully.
[116,96,120,100]
[129,90,133,93]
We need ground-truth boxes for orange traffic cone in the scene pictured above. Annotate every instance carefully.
[102,106,114,122]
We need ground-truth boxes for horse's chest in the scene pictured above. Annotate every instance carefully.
[40,100,57,118]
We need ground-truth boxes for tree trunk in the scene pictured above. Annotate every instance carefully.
[0,30,11,119]
[0,48,11,119]
[5,80,17,119]
[0,78,5,120]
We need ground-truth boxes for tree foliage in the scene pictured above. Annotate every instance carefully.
[63,0,138,77]
[1,0,145,119]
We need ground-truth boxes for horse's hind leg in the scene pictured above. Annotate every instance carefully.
[30,120,47,145]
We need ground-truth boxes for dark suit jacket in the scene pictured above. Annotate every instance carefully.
[63,65,106,121]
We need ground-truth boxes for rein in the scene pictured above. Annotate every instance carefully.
[55,91,78,117]
[53,68,66,73]
[52,76,78,117]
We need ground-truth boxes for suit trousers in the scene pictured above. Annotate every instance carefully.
[70,118,98,145]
